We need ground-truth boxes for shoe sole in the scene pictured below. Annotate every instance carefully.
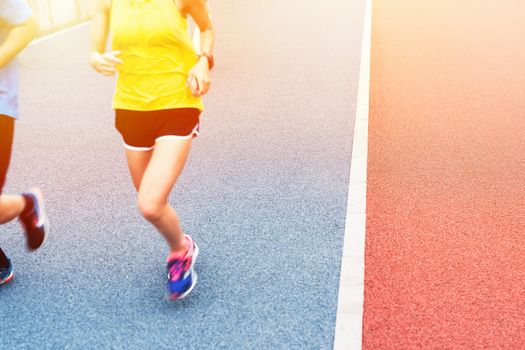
[169,242,199,301]
[0,271,14,285]
[28,188,49,250]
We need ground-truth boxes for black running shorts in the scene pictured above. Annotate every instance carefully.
[115,108,201,151]
[0,115,14,194]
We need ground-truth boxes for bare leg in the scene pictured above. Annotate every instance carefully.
[0,195,25,224]
[125,138,193,253]
[125,150,153,191]
[0,115,23,225]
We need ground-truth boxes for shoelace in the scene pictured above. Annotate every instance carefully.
[168,258,191,281]
[20,215,38,233]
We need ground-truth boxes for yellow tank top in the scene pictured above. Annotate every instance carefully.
[110,0,204,111]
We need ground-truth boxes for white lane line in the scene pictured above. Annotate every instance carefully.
[334,0,371,348]
[30,21,91,47]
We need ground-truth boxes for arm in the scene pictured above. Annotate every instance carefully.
[185,0,214,59]
[89,0,122,76]
[0,15,38,69]
[90,0,111,54]
[180,0,215,96]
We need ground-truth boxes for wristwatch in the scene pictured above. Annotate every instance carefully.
[199,53,214,70]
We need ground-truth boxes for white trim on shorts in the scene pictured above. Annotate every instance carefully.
[123,124,200,152]
[123,143,156,152]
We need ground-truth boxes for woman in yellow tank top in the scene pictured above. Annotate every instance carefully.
[90,0,214,301]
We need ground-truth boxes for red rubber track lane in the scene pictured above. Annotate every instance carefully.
[363,1,525,348]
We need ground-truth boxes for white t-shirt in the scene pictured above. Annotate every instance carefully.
[0,0,32,119]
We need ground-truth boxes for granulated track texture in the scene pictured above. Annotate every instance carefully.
[364,1,525,348]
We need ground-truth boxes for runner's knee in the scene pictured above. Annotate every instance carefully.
[137,195,166,222]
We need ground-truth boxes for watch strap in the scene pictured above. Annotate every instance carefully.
[199,53,214,70]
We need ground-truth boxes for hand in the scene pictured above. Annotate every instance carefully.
[89,50,123,76]
[187,57,212,97]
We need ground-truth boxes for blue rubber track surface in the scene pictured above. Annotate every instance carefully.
[0,1,365,348]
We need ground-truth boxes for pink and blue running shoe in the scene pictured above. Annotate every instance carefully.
[167,235,199,300]
[0,258,14,286]
[19,188,49,251]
